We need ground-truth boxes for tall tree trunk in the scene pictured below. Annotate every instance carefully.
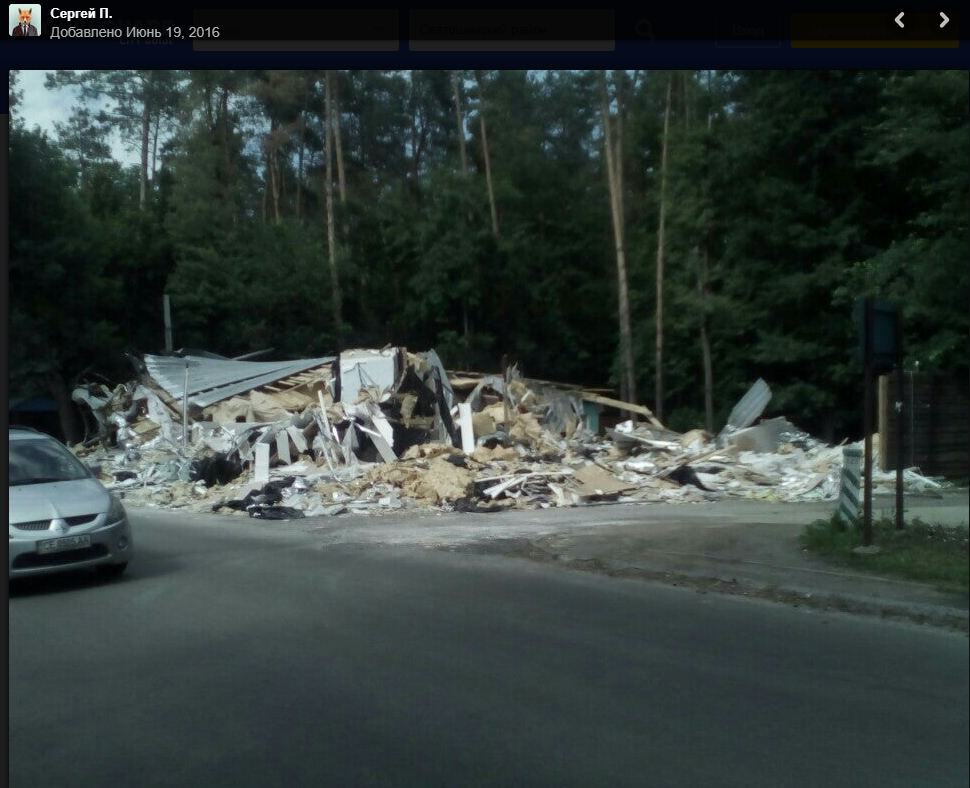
[462,305,471,370]
[151,110,160,182]
[324,72,342,345]
[409,112,420,188]
[219,87,231,174]
[296,72,312,222]
[699,70,715,433]
[138,70,153,211]
[266,119,282,223]
[453,70,474,360]
[452,71,469,175]
[682,70,691,131]
[655,75,672,421]
[699,248,714,432]
[268,131,281,224]
[601,71,636,405]
[261,170,268,223]
[202,76,214,130]
[476,71,499,236]
[296,113,305,221]
[331,70,347,204]
[218,85,235,227]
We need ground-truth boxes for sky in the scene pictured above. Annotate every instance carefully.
[15,69,138,165]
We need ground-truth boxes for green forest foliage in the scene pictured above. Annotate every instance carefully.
[9,69,968,439]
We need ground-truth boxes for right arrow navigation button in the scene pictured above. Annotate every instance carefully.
[940,12,949,28]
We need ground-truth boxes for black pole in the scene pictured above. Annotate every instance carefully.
[862,298,874,546]
[894,306,905,531]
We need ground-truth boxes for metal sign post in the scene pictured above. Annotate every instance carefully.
[839,446,863,527]
[856,297,901,546]
[894,305,905,531]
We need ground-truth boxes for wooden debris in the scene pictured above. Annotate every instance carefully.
[578,391,666,429]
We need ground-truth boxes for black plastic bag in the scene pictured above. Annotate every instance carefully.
[248,505,305,520]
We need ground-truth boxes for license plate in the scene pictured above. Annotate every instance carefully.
[37,535,92,554]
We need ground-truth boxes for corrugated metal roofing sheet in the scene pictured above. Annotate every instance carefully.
[143,354,335,408]
[722,378,772,433]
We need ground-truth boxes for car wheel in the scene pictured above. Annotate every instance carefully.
[96,562,128,579]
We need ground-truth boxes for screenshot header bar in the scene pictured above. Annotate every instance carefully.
[14,9,960,44]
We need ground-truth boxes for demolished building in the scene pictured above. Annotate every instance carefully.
[70,350,949,520]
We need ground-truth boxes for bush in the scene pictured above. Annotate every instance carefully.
[800,514,969,591]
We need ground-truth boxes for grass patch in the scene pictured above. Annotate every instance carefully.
[801,514,969,592]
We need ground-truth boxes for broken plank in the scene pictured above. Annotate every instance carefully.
[578,392,665,429]
[274,375,313,388]
[357,423,397,463]
[447,376,484,390]
[685,445,739,464]
[146,384,185,418]
[458,403,475,454]
[367,405,396,452]
[483,476,529,499]
[475,470,573,484]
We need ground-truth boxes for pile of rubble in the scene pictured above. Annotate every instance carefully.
[70,349,948,519]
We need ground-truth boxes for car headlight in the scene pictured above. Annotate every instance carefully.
[107,494,127,523]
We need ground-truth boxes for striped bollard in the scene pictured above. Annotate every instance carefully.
[838,446,863,527]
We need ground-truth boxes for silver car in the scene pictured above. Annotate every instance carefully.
[9,427,132,579]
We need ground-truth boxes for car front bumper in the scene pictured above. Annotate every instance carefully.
[8,515,133,578]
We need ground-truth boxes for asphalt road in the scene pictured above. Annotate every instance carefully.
[9,510,969,788]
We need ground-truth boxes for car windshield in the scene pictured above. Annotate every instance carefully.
[9,438,91,486]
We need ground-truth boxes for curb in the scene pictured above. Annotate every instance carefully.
[462,538,970,633]
[592,557,970,633]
